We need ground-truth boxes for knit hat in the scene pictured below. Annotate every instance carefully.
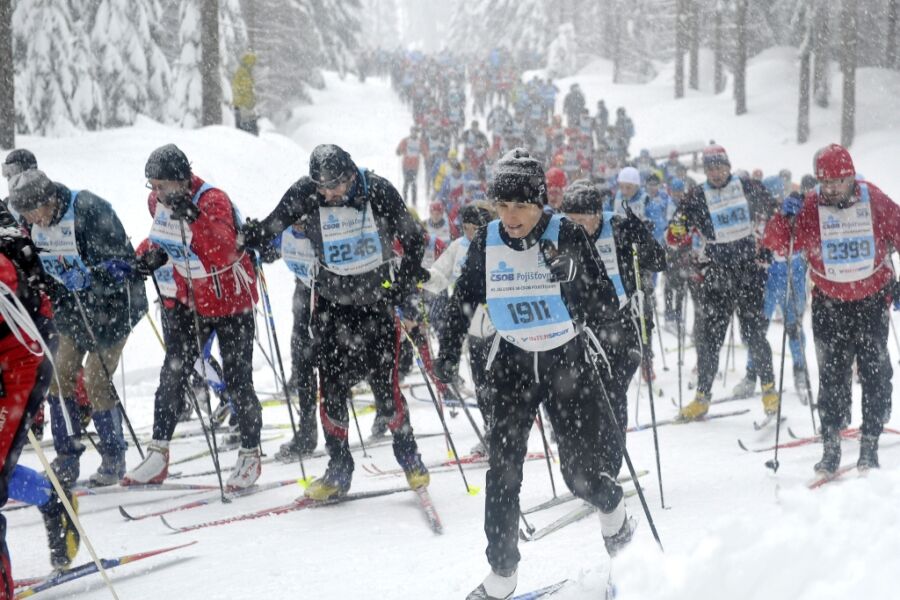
[618,166,641,186]
[545,167,567,189]
[145,144,191,181]
[800,174,817,194]
[815,144,855,180]
[309,144,357,187]
[460,204,492,226]
[561,180,602,214]
[8,169,56,213]
[486,148,547,206]
[702,144,730,168]
[2,149,37,179]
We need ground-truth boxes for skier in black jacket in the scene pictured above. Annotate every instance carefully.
[433,150,635,600]
[242,144,430,500]
[562,179,666,472]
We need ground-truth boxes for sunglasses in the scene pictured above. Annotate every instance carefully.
[316,174,351,191]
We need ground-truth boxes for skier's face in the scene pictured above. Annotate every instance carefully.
[819,177,856,207]
[319,173,354,205]
[21,201,56,227]
[618,182,640,200]
[565,212,601,236]
[705,164,731,187]
[547,186,564,209]
[148,179,189,207]
[496,201,542,238]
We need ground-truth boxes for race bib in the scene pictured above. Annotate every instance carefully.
[818,183,876,283]
[704,177,752,244]
[32,190,89,283]
[595,212,627,310]
[318,202,383,276]
[281,226,316,286]
[154,262,177,298]
[149,183,213,278]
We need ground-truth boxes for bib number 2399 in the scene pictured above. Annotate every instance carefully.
[825,239,871,261]
[506,300,551,325]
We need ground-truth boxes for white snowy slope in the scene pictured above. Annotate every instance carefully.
[3,57,900,600]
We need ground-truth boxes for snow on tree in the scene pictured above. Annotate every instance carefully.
[219,0,249,108]
[309,0,360,76]
[168,0,201,127]
[546,23,578,78]
[359,0,399,49]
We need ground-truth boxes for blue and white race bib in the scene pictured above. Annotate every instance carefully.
[154,262,177,298]
[451,236,471,282]
[485,215,577,352]
[32,190,89,284]
[149,183,213,279]
[281,226,316,286]
[703,177,752,244]
[818,183,876,283]
[318,202,383,276]
[595,212,627,310]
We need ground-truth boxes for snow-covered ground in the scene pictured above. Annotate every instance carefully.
[4,54,900,599]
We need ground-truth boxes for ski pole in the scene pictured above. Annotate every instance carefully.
[677,286,686,411]
[535,411,558,499]
[347,393,370,458]
[68,290,145,460]
[177,221,228,502]
[585,333,664,550]
[788,256,817,435]
[253,258,308,481]
[632,244,666,509]
[766,231,795,473]
[145,312,166,350]
[652,287,669,372]
[398,320,475,494]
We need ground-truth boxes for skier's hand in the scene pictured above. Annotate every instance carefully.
[892,279,900,311]
[782,192,802,218]
[167,191,200,223]
[98,259,133,284]
[548,254,578,283]
[433,357,460,385]
[61,268,90,291]
[134,246,170,277]
[668,215,688,241]
[241,218,266,250]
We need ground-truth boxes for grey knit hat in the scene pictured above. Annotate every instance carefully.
[8,169,56,213]
[486,148,547,206]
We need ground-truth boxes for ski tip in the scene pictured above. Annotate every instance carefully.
[120,540,200,564]
[118,505,136,521]
[736,439,749,452]
[159,515,180,533]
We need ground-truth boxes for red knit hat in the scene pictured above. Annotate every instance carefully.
[815,144,855,180]
[702,144,730,168]
[546,167,567,189]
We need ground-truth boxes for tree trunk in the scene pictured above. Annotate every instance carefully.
[675,0,686,98]
[888,0,898,69]
[734,0,748,115]
[840,0,857,147]
[0,0,13,149]
[688,0,699,90]
[612,1,622,84]
[714,2,725,94]
[798,48,811,144]
[201,0,221,126]
[813,3,829,108]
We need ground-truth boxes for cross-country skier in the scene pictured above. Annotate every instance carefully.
[667,145,779,420]
[241,144,431,500]
[433,149,635,600]
[8,169,148,487]
[123,144,263,491]
[763,144,900,473]
[396,126,426,205]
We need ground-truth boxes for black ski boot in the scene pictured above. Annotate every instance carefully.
[39,487,80,569]
[858,434,880,471]
[814,428,841,475]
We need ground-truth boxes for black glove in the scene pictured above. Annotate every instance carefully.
[548,254,578,283]
[135,246,170,277]
[614,212,649,240]
[433,356,460,385]
[165,191,200,223]
[242,217,266,251]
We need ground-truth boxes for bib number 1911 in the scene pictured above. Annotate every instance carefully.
[507,300,551,325]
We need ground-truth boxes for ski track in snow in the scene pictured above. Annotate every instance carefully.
[4,59,900,598]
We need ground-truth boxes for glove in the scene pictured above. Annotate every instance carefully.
[134,246,170,277]
[414,265,431,285]
[548,254,578,283]
[782,192,802,217]
[241,218,266,251]
[433,357,460,385]
[614,213,648,239]
[382,279,413,307]
[668,215,688,240]
[166,191,200,223]
[98,259,132,284]
[61,268,90,291]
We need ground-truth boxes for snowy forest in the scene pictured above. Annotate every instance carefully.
[0,0,898,146]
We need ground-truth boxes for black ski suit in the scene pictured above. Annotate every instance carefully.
[439,212,623,573]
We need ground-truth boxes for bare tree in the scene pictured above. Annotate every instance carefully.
[797,2,812,143]
[675,0,686,98]
[714,1,725,94]
[611,0,622,83]
[734,0,748,115]
[888,0,898,69]
[201,0,221,125]
[840,0,856,147]
[688,0,699,90]
[0,0,13,149]
[813,3,829,108]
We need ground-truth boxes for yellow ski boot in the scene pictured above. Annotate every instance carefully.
[303,464,351,501]
[678,391,710,421]
[761,382,779,416]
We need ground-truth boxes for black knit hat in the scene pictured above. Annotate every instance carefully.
[486,148,547,205]
[2,149,37,179]
[145,144,192,181]
[309,144,357,187]
[8,169,56,213]
[561,180,602,214]
[460,204,492,226]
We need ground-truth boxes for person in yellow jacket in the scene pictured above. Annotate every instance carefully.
[231,53,258,136]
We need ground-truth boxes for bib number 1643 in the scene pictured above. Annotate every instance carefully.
[507,300,551,325]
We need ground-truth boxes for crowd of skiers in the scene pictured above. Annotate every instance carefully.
[0,60,897,600]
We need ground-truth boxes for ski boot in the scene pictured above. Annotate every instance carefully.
[400,453,430,489]
[304,461,352,501]
[226,447,262,491]
[793,365,809,396]
[760,382,779,416]
[731,375,757,399]
[858,434,880,471]
[640,356,655,383]
[47,396,85,487]
[470,439,489,457]
[814,429,841,475]
[370,415,389,439]
[39,487,80,569]
[600,498,636,557]
[466,568,518,600]
[122,441,170,485]
[678,391,710,421]
[275,423,318,463]
[87,409,127,487]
